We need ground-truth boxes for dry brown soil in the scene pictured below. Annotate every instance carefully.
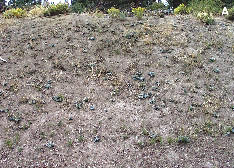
[0,13,234,167]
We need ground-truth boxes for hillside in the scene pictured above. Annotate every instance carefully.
[0,13,234,167]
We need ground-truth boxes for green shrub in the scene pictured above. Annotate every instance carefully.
[132,7,145,20]
[107,7,120,18]
[188,0,223,15]
[44,3,69,16]
[3,8,27,18]
[72,2,85,13]
[28,5,46,17]
[197,12,215,24]
[174,3,187,14]
[226,7,234,20]
[147,2,166,11]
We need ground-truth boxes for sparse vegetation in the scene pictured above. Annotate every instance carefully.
[0,2,233,167]
[108,7,120,18]
[44,3,69,16]
[196,12,214,24]
[226,7,234,20]
[174,3,187,14]
[132,7,146,20]
[28,5,46,17]
[3,8,27,18]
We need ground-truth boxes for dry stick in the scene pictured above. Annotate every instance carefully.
[0,57,7,62]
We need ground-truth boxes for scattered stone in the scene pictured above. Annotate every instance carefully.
[93,136,100,142]
[52,95,63,102]
[8,115,21,123]
[138,93,151,99]
[177,136,190,144]
[90,105,95,110]
[75,101,83,109]
[45,141,55,148]
[149,97,156,104]
[133,72,144,81]
[209,57,216,62]
[214,68,220,73]
[153,105,160,110]
[88,37,95,40]
[82,49,87,53]
[31,99,36,104]
[0,109,8,113]
[149,132,157,139]
[148,72,155,78]
[83,97,89,102]
[44,83,51,89]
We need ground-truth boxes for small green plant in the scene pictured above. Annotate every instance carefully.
[132,7,145,20]
[77,135,84,142]
[3,8,27,18]
[197,12,214,25]
[67,140,73,147]
[147,2,166,11]
[174,3,187,14]
[44,3,69,16]
[226,7,234,21]
[167,137,175,145]
[5,139,13,149]
[142,128,149,136]
[108,7,120,18]
[149,136,163,145]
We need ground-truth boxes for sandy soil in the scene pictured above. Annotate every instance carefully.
[0,13,233,167]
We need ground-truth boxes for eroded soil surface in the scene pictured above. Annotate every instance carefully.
[0,13,234,167]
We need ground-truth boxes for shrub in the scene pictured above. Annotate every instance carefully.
[226,7,234,20]
[107,7,120,18]
[28,5,46,17]
[3,8,27,18]
[174,3,187,14]
[188,0,223,15]
[44,3,69,16]
[197,12,215,24]
[132,7,145,20]
[72,2,86,13]
[147,2,166,11]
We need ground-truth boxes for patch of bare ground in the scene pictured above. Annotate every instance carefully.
[0,13,233,167]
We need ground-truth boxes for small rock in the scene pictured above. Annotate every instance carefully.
[149,97,156,104]
[83,97,89,102]
[75,101,83,109]
[45,141,55,148]
[52,96,63,102]
[214,68,220,73]
[138,93,151,99]
[44,83,51,89]
[153,105,160,110]
[93,136,100,142]
[82,49,87,53]
[8,115,21,123]
[89,37,95,40]
[148,72,155,77]
[209,57,216,62]
[90,106,95,110]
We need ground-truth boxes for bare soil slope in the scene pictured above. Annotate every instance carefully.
[0,13,233,167]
